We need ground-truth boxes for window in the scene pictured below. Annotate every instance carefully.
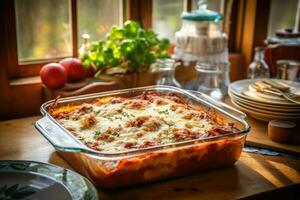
[77,0,123,42]
[14,0,122,65]
[267,0,299,36]
[152,0,225,42]
[15,0,72,62]
[152,0,184,42]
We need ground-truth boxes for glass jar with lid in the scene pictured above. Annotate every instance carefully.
[174,0,228,64]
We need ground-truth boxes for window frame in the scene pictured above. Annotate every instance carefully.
[6,0,125,78]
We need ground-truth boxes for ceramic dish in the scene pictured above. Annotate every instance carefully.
[248,84,286,101]
[232,98,300,114]
[231,100,300,121]
[228,91,300,112]
[232,99,300,116]
[229,79,300,106]
[243,90,290,103]
[0,160,98,200]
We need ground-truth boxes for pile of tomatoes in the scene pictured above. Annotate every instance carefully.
[40,58,94,89]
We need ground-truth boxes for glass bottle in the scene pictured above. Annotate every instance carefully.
[156,59,181,88]
[195,62,230,101]
[79,33,91,56]
[247,47,270,79]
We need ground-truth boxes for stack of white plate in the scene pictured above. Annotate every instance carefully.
[228,79,300,122]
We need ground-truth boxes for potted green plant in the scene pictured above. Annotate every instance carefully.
[80,20,171,87]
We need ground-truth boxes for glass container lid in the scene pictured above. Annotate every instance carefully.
[181,0,222,22]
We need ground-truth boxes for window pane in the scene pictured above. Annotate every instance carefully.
[268,0,298,36]
[152,0,184,42]
[15,0,72,62]
[77,0,122,42]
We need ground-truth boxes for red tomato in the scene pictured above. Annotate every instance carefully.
[40,63,67,89]
[59,58,85,82]
[84,66,95,78]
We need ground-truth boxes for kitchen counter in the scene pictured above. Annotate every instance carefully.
[0,116,299,199]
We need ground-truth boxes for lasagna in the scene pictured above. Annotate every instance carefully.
[51,92,237,153]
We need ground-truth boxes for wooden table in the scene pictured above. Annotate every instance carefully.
[226,99,300,156]
[0,116,300,200]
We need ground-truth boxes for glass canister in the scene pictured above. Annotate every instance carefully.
[174,0,228,64]
[195,62,230,101]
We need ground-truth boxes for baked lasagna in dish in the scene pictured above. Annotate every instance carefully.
[51,92,237,152]
[49,91,246,188]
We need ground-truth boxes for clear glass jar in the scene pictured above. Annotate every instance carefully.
[155,59,181,88]
[195,62,230,101]
[247,47,270,79]
[174,0,228,63]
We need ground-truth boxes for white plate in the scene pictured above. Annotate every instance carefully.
[230,87,296,106]
[231,100,300,122]
[0,160,98,200]
[248,84,287,101]
[229,91,300,112]
[232,99,300,116]
[243,90,291,104]
[229,79,300,106]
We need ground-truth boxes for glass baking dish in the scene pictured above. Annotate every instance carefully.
[35,86,250,189]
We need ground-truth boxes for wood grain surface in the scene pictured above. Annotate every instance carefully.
[225,99,300,156]
[0,116,300,199]
[246,116,300,156]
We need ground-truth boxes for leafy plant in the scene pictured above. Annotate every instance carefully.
[81,20,170,75]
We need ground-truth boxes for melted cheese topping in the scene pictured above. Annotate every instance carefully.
[53,93,231,153]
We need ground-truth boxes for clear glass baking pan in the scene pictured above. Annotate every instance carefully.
[35,85,250,189]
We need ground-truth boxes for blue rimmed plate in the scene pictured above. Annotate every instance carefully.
[0,160,98,200]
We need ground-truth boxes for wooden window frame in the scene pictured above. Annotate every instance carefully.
[6,0,77,78]
[5,0,125,79]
